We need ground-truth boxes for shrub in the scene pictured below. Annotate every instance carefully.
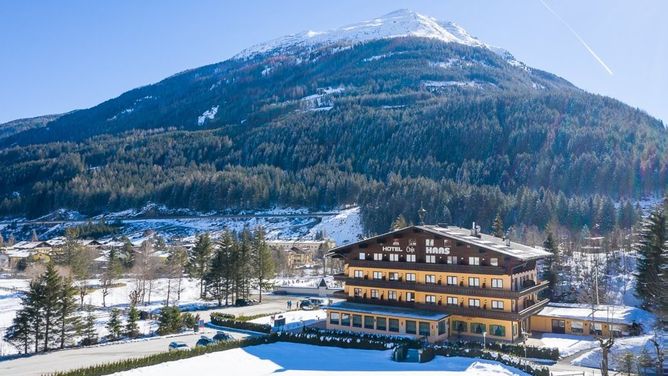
[209,313,271,333]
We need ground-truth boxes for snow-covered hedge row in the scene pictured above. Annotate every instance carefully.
[275,328,420,350]
[209,312,272,333]
[445,340,559,360]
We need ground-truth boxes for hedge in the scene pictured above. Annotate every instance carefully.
[209,312,272,333]
[445,340,559,360]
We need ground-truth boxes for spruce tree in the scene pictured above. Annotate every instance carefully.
[81,307,98,346]
[156,306,182,335]
[253,228,274,303]
[188,233,213,298]
[4,309,32,354]
[57,277,80,349]
[121,237,135,269]
[25,279,45,352]
[125,304,140,338]
[492,212,504,238]
[634,206,666,317]
[204,246,228,307]
[40,262,63,351]
[542,227,560,300]
[106,308,123,340]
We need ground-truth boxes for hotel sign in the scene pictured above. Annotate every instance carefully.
[382,239,416,253]
[426,246,450,255]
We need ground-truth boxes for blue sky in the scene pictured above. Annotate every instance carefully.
[0,0,666,124]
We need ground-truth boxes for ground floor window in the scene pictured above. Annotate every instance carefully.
[376,317,387,331]
[453,320,467,333]
[406,320,417,334]
[389,318,399,332]
[490,324,506,337]
[611,325,623,337]
[352,314,362,328]
[388,291,397,300]
[571,321,584,334]
[330,312,340,325]
[592,323,603,336]
[471,322,486,334]
[419,322,430,336]
[341,313,350,326]
[364,316,374,329]
[438,320,447,335]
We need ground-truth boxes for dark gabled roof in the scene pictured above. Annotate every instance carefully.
[327,225,550,261]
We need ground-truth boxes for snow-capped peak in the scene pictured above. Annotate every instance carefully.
[235,9,514,61]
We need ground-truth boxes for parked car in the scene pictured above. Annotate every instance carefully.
[195,336,215,347]
[308,297,331,307]
[212,331,233,342]
[299,299,317,310]
[234,298,256,307]
[168,341,189,351]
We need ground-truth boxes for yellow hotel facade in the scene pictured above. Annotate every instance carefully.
[326,224,551,343]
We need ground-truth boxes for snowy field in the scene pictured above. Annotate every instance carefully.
[112,342,530,376]
[536,333,598,358]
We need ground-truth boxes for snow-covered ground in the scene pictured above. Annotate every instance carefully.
[250,310,326,331]
[571,334,661,370]
[112,342,530,376]
[537,333,598,358]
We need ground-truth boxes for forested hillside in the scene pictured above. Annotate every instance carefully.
[1,35,666,234]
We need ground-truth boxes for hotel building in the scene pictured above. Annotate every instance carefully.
[326,224,551,342]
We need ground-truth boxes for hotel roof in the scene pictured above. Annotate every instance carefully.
[327,301,449,321]
[536,303,654,326]
[328,224,550,261]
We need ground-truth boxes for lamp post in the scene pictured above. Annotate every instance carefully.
[521,330,529,358]
[482,331,487,350]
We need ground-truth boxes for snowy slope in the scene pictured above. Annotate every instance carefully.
[112,342,530,376]
[236,9,517,63]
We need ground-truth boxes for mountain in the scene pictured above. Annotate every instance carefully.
[0,113,63,141]
[0,10,666,234]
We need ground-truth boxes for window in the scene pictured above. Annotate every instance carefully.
[425,295,436,304]
[610,324,623,337]
[425,274,436,284]
[419,322,430,336]
[406,292,415,302]
[491,278,503,288]
[469,257,480,265]
[468,298,481,308]
[373,253,383,261]
[491,300,504,310]
[438,320,447,335]
[388,291,398,300]
[353,270,363,278]
[490,324,506,337]
[490,258,498,266]
[446,256,457,264]
[364,316,374,329]
[352,314,362,328]
[571,321,584,334]
[446,276,458,285]
[425,239,434,246]
[468,277,480,287]
[446,296,458,305]
[471,322,486,334]
[389,318,399,332]
[371,289,379,299]
[388,272,399,281]
[406,273,416,282]
[376,317,387,331]
[592,323,603,335]
[341,313,351,326]
[359,252,366,260]
[353,288,362,297]
[329,312,340,325]
[426,255,436,263]
[406,254,416,262]
[406,320,417,334]
[373,271,382,280]
[389,253,399,262]
[453,320,467,333]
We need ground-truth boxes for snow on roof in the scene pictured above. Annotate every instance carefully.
[327,301,449,321]
[3,248,32,258]
[329,224,550,261]
[537,303,653,325]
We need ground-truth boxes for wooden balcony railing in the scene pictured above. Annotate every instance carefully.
[347,259,506,275]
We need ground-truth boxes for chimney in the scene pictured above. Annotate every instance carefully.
[471,222,476,236]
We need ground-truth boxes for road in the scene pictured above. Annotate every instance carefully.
[0,295,295,376]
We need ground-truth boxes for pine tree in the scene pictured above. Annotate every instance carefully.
[57,277,80,349]
[634,206,666,318]
[252,228,274,303]
[101,249,122,307]
[106,308,123,340]
[492,212,504,238]
[4,309,32,354]
[204,246,229,307]
[24,279,45,352]
[156,306,182,335]
[125,304,140,338]
[81,307,98,346]
[40,262,63,351]
[121,237,135,269]
[188,233,213,298]
[542,227,560,300]
[390,214,408,230]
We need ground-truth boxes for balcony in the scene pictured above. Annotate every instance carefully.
[343,297,548,321]
[340,277,548,299]
[348,259,506,275]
